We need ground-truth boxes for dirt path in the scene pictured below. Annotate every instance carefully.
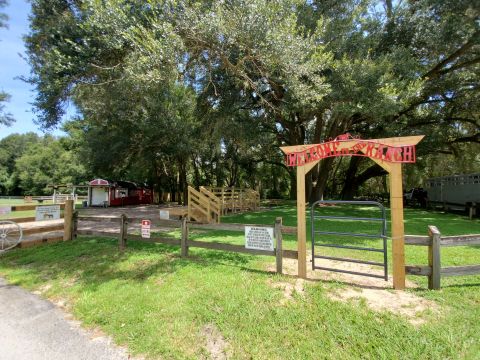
[268,254,438,325]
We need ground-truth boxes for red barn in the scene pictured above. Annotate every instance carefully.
[87,179,153,207]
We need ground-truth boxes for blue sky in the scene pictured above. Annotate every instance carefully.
[0,0,66,139]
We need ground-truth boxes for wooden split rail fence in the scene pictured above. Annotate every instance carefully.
[1,201,76,248]
[405,225,480,289]
[2,203,66,224]
[76,214,297,274]
[6,204,479,290]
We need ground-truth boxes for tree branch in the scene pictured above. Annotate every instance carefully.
[423,30,480,80]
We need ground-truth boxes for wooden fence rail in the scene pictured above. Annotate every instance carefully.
[76,214,297,275]
[405,225,480,289]
[0,200,72,249]
[2,203,67,224]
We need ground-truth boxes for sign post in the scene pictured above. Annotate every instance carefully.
[281,135,424,289]
[141,220,151,239]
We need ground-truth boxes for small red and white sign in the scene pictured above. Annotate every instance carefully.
[141,220,151,239]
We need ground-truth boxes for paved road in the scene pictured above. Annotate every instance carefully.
[0,278,131,360]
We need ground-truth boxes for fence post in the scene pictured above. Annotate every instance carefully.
[469,202,476,220]
[72,211,78,240]
[275,217,283,274]
[63,199,74,241]
[119,214,128,251]
[181,217,189,257]
[428,225,441,290]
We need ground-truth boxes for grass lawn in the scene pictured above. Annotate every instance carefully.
[0,206,479,359]
[0,199,26,205]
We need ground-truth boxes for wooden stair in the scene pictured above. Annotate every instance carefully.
[187,186,222,223]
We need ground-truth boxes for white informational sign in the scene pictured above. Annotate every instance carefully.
[141,219,151,239]
[245,226,274,251]
[159,210,170,220]
[35,205,61,221]
[0,206,11,216]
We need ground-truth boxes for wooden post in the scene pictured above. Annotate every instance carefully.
[296,166,307,279]
[389,164,406,290]
[221,188,225,214]
[207,200,211,223]
[469,202,476,220]
[119,214,128,251]
[187,187,191,221]
[181,217,189,257]
[275,217,283,274]
[72,211,78,240]
[428,225,441,290]
[63,199,74,241]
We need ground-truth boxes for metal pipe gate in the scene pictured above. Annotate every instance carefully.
[311,200,388,280]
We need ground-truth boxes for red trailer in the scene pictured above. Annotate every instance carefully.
[87,179,153,207]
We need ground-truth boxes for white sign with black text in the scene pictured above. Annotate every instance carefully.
[35,205,61,221]
[245,226,274,251]
[159,210,170,220]
[141,219,151,239]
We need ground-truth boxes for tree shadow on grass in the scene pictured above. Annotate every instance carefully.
[0,237,261,292]
[2,235,399,293]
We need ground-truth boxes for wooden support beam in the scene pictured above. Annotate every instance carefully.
[389,164,406,289]
[296,165,307,279]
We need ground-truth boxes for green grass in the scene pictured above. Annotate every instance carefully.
[0,199,26,205]
[0,206,479,359]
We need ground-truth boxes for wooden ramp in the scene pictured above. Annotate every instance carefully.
[187,186,260,223]
[204,187,260,215]
[187,186,222,223]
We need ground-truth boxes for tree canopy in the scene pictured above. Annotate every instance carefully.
[0,0,14,127]
[20,0,480,200]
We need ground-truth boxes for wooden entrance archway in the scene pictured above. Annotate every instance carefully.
[281,135,424,290]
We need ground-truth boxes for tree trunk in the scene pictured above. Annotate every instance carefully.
[309,157,335,203]
[340,157,363,200]
[192,155,201,188]
[289,168,296,200]
[178,159,188,205]
[340,161,388,199]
